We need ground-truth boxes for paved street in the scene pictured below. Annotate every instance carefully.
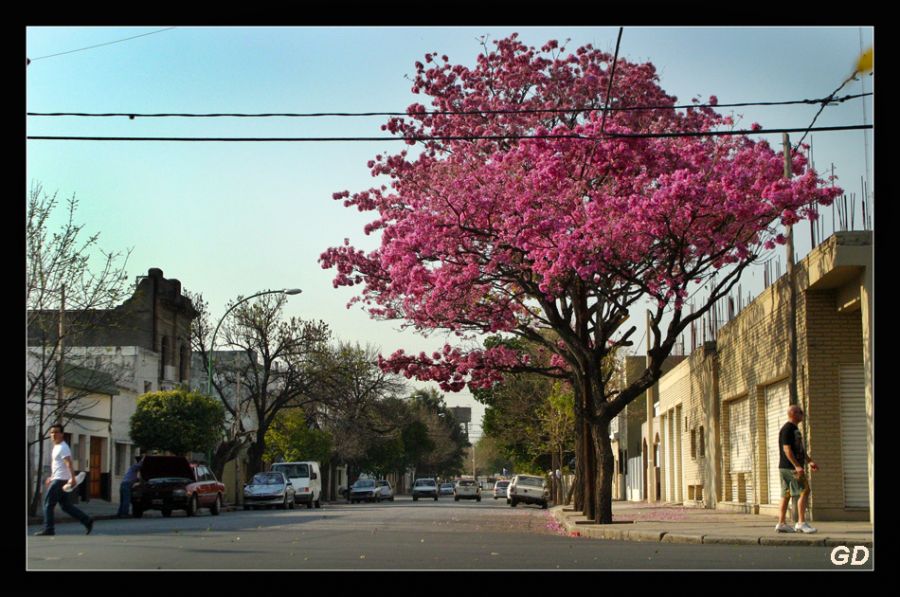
[26,497,864,570]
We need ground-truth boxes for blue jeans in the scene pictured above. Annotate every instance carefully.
[43,479,91,532]
[118,480,133,516]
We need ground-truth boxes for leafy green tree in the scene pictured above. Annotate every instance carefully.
[130,389,225,456]
[264,408,332,465]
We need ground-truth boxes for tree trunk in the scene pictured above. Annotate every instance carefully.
[247,436,267,476]
[591,418,615,524]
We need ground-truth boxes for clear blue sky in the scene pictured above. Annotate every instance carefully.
[26,26,875,436]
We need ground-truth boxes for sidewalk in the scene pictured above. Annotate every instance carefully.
[550,502,873,548]
[27,498,241,527]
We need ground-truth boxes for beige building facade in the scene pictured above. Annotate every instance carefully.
[640,231,873,522]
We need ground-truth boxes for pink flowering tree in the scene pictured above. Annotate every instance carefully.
[321,35,840,523]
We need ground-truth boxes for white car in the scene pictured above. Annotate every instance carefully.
[350,478,381,503]
[412,478,439,501]
[454,478,481,502]
[508,474,550,509]
[375,479,395,501]
[493,480,510,500]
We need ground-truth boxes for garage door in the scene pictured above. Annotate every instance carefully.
[765,381,790,503]
[840,365,870,508]
[729,398,751,473]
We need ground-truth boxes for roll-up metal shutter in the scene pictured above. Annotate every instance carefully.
[729,398,751,473]
[840,365,869,508]
[765,380,791,503]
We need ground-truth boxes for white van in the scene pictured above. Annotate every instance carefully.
[271,461,322,508]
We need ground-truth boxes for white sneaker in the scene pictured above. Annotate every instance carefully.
[794,522,817,534]
[775,523,795,533]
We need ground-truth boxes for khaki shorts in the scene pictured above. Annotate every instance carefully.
[779,468,809,498]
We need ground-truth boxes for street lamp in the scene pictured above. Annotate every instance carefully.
[205,288,302,395]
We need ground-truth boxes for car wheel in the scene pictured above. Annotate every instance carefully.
[162,508,172,517]
[186,495,198,517]
[132,507,143,518]
[434,495,438,501]
[290,497,296,510]
[307,499,313,509]
[454,496,459,502]
[510,499,517,507]
[413,496,418,501]
[477,497,481,502]
[243,505,250,511]
[281,495,289,510]
[541,501,548,509]
[314,496,321,508]
[211,494,222,516]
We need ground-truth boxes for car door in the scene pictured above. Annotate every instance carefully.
[196,466,214,505]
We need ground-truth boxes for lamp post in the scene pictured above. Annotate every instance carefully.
[205,288,302,396]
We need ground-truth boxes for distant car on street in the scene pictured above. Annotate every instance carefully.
[454,478,481,502]
[243,471,295,510]
[439,482,454,496]
[350,478,381,503]
[131,456,225,518]
[412,478,439,501]
[375,479,395,501]
[493,480,510,500]
[508,474,549,509]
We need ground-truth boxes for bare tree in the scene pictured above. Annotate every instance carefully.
[25,182,132,515]
[195,292,331,477]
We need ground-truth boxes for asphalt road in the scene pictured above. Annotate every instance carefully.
[26,496,863,571]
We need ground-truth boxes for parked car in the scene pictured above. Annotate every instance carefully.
[412,478,439,501]
[454,478,481,502]
[508,474,549,509]
[439,482,454,496]
[350,478,380,503]
[493,480,510,500]
[375,479,395,501]
[270,461,321,508]
[243,471,295,510]
[131,456,225,518]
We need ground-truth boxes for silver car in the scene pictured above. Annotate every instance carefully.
[375,479,395,501]
[243,471,296,510]
[350,478,381,503]
[493,480,510,500]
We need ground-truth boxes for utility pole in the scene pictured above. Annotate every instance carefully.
[784,134,798,409]
[646,309,656,503]
[56,285,65,422]
[784,134,801,524]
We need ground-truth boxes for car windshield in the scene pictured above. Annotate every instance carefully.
[353,479,375,488]
[518,476,544,487]
[415,479,435,487]
[251,473,284,485]
[496,481,509,487]
[458,480,476,486]
[272,463,309,478]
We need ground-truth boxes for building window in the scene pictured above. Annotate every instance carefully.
[160,336,170,380]
[691,429,697,459]
[115,443,128,476]
[179,344,188,382]
[699,426,706,457]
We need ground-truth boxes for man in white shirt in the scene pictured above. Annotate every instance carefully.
[34,424,94,536]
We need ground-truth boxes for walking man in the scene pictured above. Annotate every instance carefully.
[775,405,819,534]
[34,424,94,536]
[117,454,143,518]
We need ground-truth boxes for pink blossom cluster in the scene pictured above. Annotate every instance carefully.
[321,35,842,390]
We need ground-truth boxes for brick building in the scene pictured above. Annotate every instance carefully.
[642,232,873,522]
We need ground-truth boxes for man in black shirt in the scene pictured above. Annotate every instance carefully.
[775,405,819,533]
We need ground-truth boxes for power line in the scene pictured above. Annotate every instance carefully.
[599,27,624,136]
[27,27,177,65]
[25,92,871,120]
[26,124,873,143]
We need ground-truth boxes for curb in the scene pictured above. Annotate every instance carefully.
[550,508,871,549]
[27,506,240,526]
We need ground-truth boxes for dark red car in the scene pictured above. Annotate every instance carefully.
[131,455,225,518]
